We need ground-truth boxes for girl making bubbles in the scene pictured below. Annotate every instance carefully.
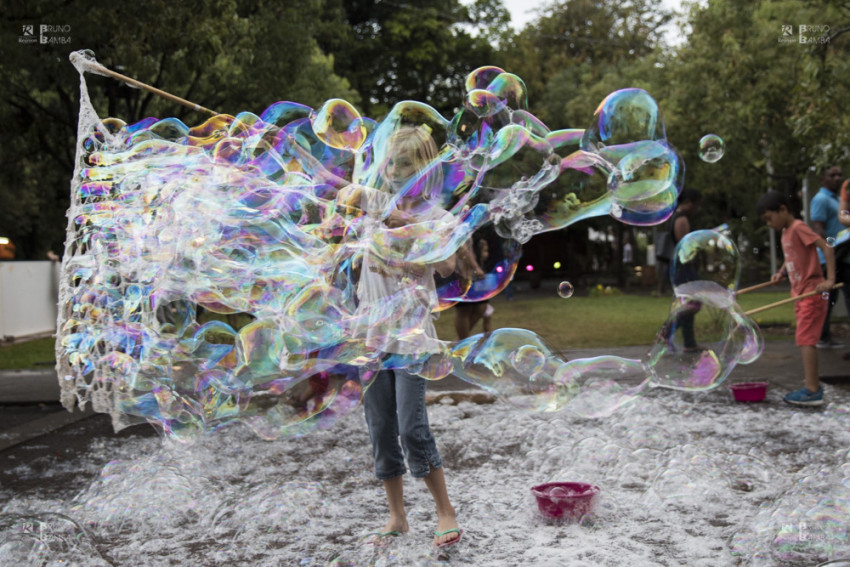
[340,125,462,548]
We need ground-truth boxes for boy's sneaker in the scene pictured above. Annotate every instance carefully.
[816,338,844,349]
[783,386,824,406]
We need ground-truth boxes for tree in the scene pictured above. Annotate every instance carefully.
[0,0,358,258]
[655,0,850,279]
[319,0,511,117]
[500,0,672,128]
[493,0,672,287]
[498,0,850,284]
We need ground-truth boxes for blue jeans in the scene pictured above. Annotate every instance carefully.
[363,368,443,480]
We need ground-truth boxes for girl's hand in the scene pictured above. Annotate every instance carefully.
[386,209,414,228]
[770,270,785,283]
[337,185,363,215]
[402,263,426,280]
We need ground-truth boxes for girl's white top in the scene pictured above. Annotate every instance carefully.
[354,186,454,356]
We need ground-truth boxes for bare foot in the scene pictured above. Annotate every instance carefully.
[434,511,460,546]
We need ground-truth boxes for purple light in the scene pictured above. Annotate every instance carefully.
[526,264,534,272]
[496,266,504,273]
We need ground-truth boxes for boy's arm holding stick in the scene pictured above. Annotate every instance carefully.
[744,236,839,316]
[745,283,844,316]
[769,261,788,286]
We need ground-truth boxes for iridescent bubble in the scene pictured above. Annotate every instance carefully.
[448,329,563,412]
[511,345,546,375]
[311,98,367,151]
[465,89,508,118]
[62,51,752,442]
[672,229,740,292]
[608,141,679,205]
[698,134,725,163]
[646,228,764,390]
[557,281,575,298]
[548,486,571,499]
[826,236,836,247]
[556,356,651,418]
[582,88,664,149]
[448,330,650,417]
[464,65,507,92]
[646,279,763,390]
[483,72,529,111]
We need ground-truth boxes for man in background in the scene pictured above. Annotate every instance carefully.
[810,165,847,349]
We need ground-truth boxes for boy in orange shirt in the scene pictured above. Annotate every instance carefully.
[758,190,836,405]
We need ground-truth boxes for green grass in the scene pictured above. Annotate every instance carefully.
[0,291,799,370]
[435,291,797,349]
[0,337,56,370]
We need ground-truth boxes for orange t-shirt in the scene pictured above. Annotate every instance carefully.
[781,219,823,296]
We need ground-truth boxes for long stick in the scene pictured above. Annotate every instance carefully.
[745,283,844,316]
[85,59,218,116]
[736,280,776,295]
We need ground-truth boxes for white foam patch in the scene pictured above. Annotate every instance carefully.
[2,384,850,565]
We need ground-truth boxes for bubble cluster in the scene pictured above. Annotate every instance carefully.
[729,444,850,565]
[0,513,103,565]
[698,134,725,163]
[672,228,741,292]
[58,50,761,440]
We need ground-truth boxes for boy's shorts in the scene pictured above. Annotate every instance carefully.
[795,293,829,347]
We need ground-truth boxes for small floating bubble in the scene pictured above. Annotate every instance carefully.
[698,134,725,163]
[557,281,575,298]
[827,237,836,247]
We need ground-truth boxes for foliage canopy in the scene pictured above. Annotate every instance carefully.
[0,0,848,276]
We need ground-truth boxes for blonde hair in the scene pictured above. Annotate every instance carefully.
[383,125,443,198]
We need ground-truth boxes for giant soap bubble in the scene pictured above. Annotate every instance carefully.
[646,229,763,390]
[57,50,760,440]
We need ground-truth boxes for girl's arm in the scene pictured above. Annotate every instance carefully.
[457,241,485,280]
[434,255,456,278]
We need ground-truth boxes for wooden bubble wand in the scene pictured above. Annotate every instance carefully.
[744,283,844,316]
[72,52,218,116]
[735,280,776,295]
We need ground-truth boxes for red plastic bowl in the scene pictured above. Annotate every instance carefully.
[729,381,768,402]
[531,482,600,521]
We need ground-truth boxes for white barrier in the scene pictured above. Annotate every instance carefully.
[0,261,60,339]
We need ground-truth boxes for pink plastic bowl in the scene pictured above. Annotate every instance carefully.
[729,381,768,402]
[531,482,600,521]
